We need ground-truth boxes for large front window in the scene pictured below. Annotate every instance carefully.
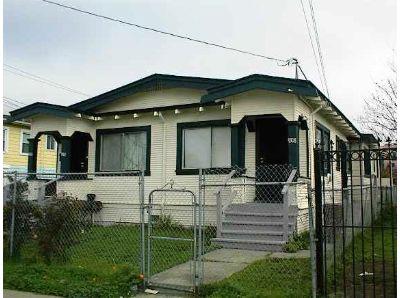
[315,124,331,174]
[97,127,150,172]
[183,126,231,169]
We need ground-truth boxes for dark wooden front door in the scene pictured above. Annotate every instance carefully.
[71,132,89,173]
[255,117,289,202]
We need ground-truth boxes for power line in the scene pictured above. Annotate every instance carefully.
[3,98,23,109]
[39,0,289,64]
[4,66,90,97]
[307,0,330,96]
[299,0,324,90]
[3,96,28,106]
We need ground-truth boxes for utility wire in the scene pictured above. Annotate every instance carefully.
[3,96,28,106]
[39,0,289,64]
[307,0,330,96]
[299,0,324,90]
[3,98,23,109]
[4,65,90,97]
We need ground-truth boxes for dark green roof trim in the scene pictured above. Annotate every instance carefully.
[8,102,77,122]
[201,74,318,103]
[69,73,229,112]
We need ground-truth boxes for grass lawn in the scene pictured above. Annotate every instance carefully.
[201,258,312,298]
[4,224,210,297]
[327,205,397,297]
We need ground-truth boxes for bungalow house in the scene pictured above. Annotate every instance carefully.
[8,73,381,250]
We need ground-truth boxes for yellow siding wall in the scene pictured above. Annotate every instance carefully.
[36,135,58,172]
[3,123,57,172]
[3,124,29,168]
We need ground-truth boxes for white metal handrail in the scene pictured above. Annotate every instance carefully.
[215,169,237,237]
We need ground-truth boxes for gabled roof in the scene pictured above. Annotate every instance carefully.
[201,74,319,103]
[69,73,229,112]
[8,72,362,138]
[8,102,77,122]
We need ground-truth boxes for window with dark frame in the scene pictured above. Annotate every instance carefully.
[21,131,30,154]
[46,135,56,150]
[315,124,331,174]
[364,149,371,176]
[177,120,232,174]
[96,126,150,173]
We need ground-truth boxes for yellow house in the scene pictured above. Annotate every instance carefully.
[3,115,57,173]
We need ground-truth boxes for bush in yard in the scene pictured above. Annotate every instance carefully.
[35,193,102,263]
[283,231,310,253]
[154,214,184,230]
[3,178,41,259]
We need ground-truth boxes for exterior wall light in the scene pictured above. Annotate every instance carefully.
[198,106,204,112]
[114,115,120,120]
[153,111,159,116]
[133,113,139,118]
[174,109,181,114]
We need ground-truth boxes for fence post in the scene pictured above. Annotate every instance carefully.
[313,148,324,295]
[216,191,222,238]
[9,171,18,258]
[283,190,289,242]
[139,170,146,285]
[307,181,317,298]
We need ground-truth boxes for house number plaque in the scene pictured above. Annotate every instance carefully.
[288,138,297,144]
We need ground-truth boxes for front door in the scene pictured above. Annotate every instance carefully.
[71,133,89,173]
[255,117,289,202]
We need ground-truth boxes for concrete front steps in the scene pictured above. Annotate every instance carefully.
[212,203,298,252]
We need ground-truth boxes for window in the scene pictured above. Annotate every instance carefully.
[177,120,231,174]
[46,135,56,150]
[364,149,371,176]
[20,131,30,154]
[96,126,150,173]
[3,127,8,152]
[315,124,331,174]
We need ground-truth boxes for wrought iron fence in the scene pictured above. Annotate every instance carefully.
[313,146,397,297]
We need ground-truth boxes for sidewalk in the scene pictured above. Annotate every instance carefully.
[3,290,60,298]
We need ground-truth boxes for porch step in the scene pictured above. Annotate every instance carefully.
[221,230,285,241]
[224,211,297,223]
[222,220,295,232]
[212,237,285,252]
[225,203,298,214]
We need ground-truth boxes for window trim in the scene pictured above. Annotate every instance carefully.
[20,129,31,156]
[95,126,151,175]
[3,127,9,153]
[176,119,232,175]
[315,122,331,175]
[46,134,57,150]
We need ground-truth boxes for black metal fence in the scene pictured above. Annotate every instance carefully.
[314,145,397,297]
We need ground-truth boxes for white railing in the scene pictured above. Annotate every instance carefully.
[215,169,237,237]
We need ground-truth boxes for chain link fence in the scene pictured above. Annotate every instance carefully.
[3,171,145,296]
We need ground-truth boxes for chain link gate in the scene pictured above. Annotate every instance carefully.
[142,188,202,293]
[313,145,397,297]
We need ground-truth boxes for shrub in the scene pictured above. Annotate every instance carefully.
[35,193,103,263]
[153,214,183,230]
[3,178,41,259]
[283,231,310,253]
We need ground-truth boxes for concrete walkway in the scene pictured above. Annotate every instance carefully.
[139,248,310,296]
[3,290,60,298]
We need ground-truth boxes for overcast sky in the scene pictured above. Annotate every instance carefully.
[3,0,396,127]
